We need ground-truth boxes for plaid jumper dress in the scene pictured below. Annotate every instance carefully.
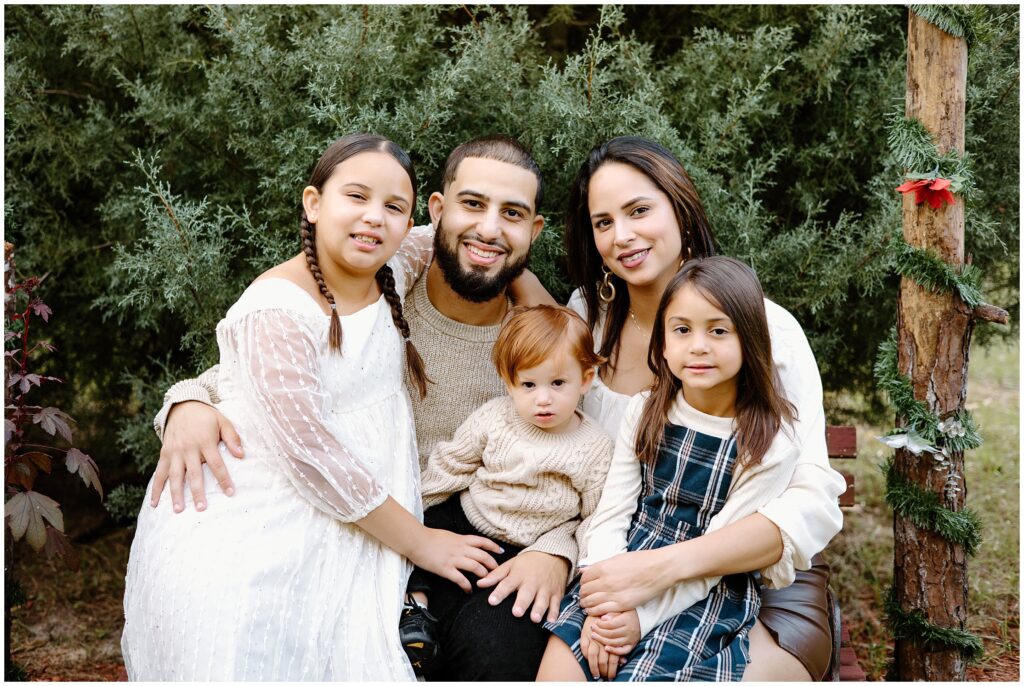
[546,421,759,681]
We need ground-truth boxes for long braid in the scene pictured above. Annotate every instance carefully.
[301,215,343,351]
[376,264,431,398]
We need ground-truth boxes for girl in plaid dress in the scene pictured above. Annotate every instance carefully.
[539,256,800,681]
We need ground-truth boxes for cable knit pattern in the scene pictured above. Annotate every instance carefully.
[420,396,614,563]
[124,230,434,681]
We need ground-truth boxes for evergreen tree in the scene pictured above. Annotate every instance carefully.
[4,5,1017,501]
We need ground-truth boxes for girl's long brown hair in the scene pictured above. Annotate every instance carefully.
[635,257,796,469]
[565,136,718,375]
[302,133,430,397]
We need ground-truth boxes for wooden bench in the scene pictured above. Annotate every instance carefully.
[826,425,867,681]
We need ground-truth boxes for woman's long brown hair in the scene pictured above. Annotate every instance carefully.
[634,257,796,469]
[564,136,718,375]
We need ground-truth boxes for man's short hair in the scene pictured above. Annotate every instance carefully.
[441,135,544,211]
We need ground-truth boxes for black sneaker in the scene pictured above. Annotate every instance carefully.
[399,595,439,675]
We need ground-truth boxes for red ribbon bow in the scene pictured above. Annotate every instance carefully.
[895,177,956,209]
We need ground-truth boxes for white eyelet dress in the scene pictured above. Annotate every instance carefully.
[121,267,422,681]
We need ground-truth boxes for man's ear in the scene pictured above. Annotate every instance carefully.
[428,191,445,228]
[302,186,320,223]
[530,214,545,243]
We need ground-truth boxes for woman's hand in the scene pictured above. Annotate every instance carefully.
[507,269,557,307]
[579,548,679,616]
[409,528,504,593]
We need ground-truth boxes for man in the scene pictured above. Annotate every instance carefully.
[151,135,569,680]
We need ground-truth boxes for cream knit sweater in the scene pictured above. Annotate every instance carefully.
[421,396,614,559]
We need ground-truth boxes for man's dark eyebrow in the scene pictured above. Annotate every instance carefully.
[457,189,532,214]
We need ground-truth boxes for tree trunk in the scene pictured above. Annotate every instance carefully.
[892,12,972,681]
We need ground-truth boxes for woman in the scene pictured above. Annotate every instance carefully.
[560,136,847,681]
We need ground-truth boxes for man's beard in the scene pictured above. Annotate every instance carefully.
[432,219,530,303]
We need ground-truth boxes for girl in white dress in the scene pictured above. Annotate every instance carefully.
[121,134,501,681]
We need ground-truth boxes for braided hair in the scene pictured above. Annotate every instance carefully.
[376,263,431,398]
[301,133,429,396]
[301,215,343,350]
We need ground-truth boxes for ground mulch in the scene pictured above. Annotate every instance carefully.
[8,526,131,682]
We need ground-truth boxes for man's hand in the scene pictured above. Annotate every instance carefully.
[476,550,569,623]
[579,548,673,616]
[152,401,243,513]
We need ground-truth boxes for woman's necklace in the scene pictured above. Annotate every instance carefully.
[628,308,645,334]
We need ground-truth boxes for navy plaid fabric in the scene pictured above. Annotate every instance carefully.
[546,422,761,681]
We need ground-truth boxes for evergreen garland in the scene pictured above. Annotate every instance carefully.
[886,113,974,198]
[883,586,985,661]
[891,236,984,308]
[908,4,986,46]
[882,457,983,555]
[873,332,984,453]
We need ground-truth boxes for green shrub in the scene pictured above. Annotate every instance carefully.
[4,5,1017,481]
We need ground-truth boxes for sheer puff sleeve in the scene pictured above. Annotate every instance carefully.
[390,223,435,296]
[220,308,388,523]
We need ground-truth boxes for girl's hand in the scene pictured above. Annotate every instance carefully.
[579,548,675,616]
[410,528,503,593]
[590,609,640,657]
[580,615,626,680]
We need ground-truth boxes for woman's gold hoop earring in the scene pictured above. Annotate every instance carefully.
[598,265,616,303]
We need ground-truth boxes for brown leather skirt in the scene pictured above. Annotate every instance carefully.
[758,553,833,680]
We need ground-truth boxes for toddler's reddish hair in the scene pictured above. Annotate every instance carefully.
[492,305,605,385]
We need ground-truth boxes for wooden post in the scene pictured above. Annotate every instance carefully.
[893,12,972,681]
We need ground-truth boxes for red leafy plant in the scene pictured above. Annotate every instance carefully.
[4,250,101,570]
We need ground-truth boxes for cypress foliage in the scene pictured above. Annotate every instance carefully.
[3,5,1018,484]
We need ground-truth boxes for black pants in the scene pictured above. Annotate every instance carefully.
[407,495,550,681]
